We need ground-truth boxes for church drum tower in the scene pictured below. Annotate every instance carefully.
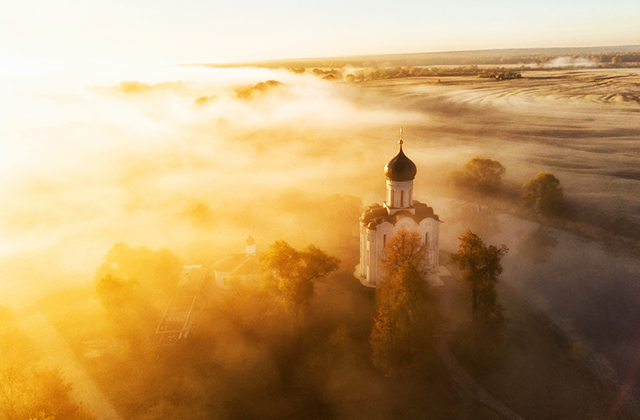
[357,128,441,288]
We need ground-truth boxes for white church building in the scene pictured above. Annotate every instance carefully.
[356,129,442,288]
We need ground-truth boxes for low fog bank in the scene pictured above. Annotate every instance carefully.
[2,66,639,316]
[1,65,640,418]
[0,66,429,304]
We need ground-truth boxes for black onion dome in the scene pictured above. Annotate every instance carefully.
[384,145,417,181]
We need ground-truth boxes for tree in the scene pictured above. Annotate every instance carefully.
[0,366,95,420]
[450,231,507,326]
[259,241,340,309]
[94,243,182,347]
[450,232,508,367]
[522,172,564,216]
[0,308,94,420]
[95,275,156,348]
[381,228,429,279]
[95,242,182,298]
[448,158,506,194]
[371,229,439,371]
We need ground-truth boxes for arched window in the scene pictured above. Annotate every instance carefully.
[400,190,404,207]
[425,232,429,246]
[390,190,395,207]
[383,234,387,247]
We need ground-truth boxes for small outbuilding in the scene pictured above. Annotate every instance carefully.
[213,235,260,289]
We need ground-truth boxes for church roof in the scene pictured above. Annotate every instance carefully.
[360,201,440,229]
[213,253,259,276]
[384,144,417,182]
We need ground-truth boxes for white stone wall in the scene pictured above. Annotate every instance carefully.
[215,270,229,290]
[359,224,367,279]
[386,180,414,210]
[359,216,439,287]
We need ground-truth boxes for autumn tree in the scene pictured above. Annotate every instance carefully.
[0,308,95,420]
[448,157,506,195]
[259,241,340,310]
[95,242,182,298]
[0,367,95,420]
[371,229,439,371]
[522,172,564,216]
[95,243,181,347]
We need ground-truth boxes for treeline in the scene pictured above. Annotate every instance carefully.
[305,65,522,82]
[200,50,640,72]
[299,56,639,82]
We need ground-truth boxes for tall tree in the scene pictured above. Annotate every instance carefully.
[372,229,439,371]
[95,242,182,298]
[259,241,340,309]
[450,231,508,328]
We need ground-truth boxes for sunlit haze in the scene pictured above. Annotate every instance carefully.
[1,2,640,420]
[1,0,640,68]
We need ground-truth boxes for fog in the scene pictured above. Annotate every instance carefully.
[1,65,640,418]
[0,65,424,303]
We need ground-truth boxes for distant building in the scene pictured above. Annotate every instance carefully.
[155,239,259,347]
[356,128,442,287]
[213,235,260,289]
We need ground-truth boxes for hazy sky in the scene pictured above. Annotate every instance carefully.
[1,0,639,70]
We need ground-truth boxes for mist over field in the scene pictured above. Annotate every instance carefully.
[1,63,640,418]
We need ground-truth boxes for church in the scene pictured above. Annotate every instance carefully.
[357,129,442,288]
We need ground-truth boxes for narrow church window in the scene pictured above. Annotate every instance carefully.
[383,234,387,247]
[425,232,429,246]
[390,190,395,206]
[400,191,404,207]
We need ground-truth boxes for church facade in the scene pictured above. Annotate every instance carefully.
[357,129,441,288]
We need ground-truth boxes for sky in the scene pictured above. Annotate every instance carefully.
[1,0,640,72]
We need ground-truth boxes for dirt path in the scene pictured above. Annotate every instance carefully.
[16,304,124,420]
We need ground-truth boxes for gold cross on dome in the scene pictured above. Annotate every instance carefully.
[399,126,404,145]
